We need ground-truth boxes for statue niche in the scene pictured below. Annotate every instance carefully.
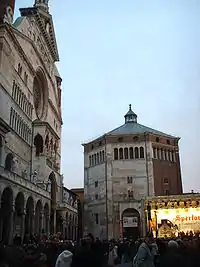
[45,134,49,153]
[34,134,43,157]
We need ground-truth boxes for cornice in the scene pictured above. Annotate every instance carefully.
[33,120,60,140]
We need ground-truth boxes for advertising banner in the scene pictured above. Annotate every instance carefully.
[123,217,138,228]
[150,207,200,237]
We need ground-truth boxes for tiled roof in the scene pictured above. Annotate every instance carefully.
[106,122,176,138]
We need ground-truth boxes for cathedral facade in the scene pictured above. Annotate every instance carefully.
[0,0,77,244]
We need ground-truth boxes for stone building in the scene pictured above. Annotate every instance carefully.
[71,188,84,239]
[83,105,182,240]
[0,0,77,244]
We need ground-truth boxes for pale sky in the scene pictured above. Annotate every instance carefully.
[15,0,200,192]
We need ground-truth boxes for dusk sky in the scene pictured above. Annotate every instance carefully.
[15,0,200,192]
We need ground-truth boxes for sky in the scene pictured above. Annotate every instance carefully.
[15,0,200,192]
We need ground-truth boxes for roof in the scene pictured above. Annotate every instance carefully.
[12,17,25,28]
[82,105,178,145]
[107,122,176,138]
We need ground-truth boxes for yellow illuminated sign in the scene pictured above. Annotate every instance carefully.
[151,207,200,235]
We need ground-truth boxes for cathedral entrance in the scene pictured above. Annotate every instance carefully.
[122,208,140,240]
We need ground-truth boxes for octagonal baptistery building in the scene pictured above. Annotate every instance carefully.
[0,0,78,244]
[83,105,182,240]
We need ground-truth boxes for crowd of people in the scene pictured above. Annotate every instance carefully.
[0,232,200,267]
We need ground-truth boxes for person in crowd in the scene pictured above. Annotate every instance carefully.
[55,249,73,267]
[133,235,155,267]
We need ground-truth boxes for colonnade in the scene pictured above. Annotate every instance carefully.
[0,186,51,244]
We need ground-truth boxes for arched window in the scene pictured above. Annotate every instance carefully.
[124,147,128,159]
[97,153,99,164]
[34,133,44,157]
[164,149,167,160]
[91,155,94,166]
[100,151,102,163]
[114,148,118,160]
[139,147,144,158]
[89,155,91,166]
[5,153,13,171]
[119,148,123,159]
[129,147,133,159]
[94,154,97,165]
[171,151,174,162]
[135,147,139,159]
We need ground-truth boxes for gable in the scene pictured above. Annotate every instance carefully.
[19,7,59,62]
[11,19,61,120]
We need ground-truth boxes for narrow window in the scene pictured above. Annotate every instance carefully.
[129,147,133,159]
[135,147,139,159]
[128,190,133,199]
[127,176,133,184]
[89,155,91,166]
[171,151,174,162]
[139,147,144,158]
[156,137,159,142]
[94,154,97,165]
[124,147,128,159]
[95,181,98,187]
[164,178,169,184]
[119,148,123,159]
[167,139,170,145]
[95,213,99,224]
[91,155,94,165]
[114,148,118,160]
[164,149,167,160]
[100,151,102,163]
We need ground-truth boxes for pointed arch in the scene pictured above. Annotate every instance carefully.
[129,147,134,159]
[135,147,139,159]
[139,147,144,158]
[5,153,13,171]
[114,148,118,160]
[34,133,43,157]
